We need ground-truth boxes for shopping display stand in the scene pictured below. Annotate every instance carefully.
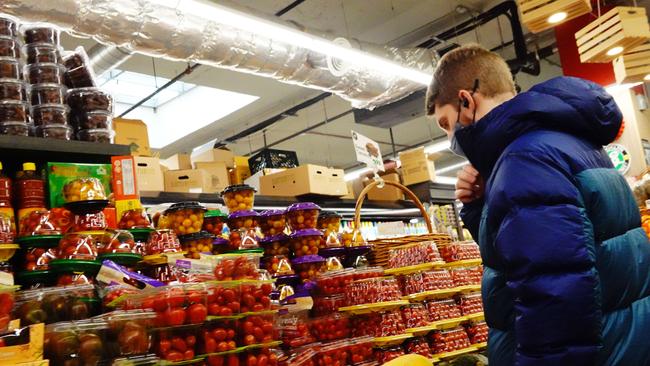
[353,180,487,364]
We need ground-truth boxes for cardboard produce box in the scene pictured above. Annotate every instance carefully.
[192,148,235,168]
[134,156,164,192]
[260,164,347,197]
[229,156,252,184]
[113,118,151,156]
[363,172,404,201]
[244,168,286,192]
[163,153,192,170]
[164,169,211,193]
[194,162,230,193]
[399,147,436,186]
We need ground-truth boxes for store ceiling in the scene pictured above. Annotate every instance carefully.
[61,0,566,178]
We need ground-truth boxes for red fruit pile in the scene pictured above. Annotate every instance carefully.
[312,295,346,317]
[127,285,208,327]
[242,347,279,366]
[239,313,276,346]
[450,266,483,287]
[405,337,432,358]
[351,310,405,338]
[387,241,443,268]
[400,303,430,329]
[374,346,404,364]
[23,247,56,271]
[309,313,350,342]
[155,328,197,362]
[201,319,238,353]
[459,292,483,315]
[465,321,488,344]
[316,269,354,296]
[348,337,374,365]
[58,233,97,260]
[344,277,401,306]
[213,254,260,281]
[424,298,462,321]
[278,312,315,348]
[438,241,481,262]
[118,209,152,229]
[207,283,241,316]
[239,282,272,313]
[315,339,349,366]
[429,327,471,354]
[422,269,455,290]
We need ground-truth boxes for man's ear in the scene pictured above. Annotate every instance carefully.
[457,89,476,124]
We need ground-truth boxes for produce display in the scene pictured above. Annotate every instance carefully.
[290,228,322,257]
[260,209,286,238]
[438,241,481,262]
[165,201,206,236]
[387,241,443,268]
[221,184,255,212]
[286,202,320,231]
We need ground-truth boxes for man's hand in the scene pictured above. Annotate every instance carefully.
[456,164,484,203]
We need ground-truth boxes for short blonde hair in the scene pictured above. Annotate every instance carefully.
[426,44,515,116]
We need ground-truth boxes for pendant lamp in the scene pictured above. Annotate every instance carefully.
[575,6,650,63]
[613,42,650,83]
[517,0,592,33]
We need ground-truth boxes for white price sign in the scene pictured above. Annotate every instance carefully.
[351,130,384,173]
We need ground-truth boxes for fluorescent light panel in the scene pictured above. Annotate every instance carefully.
[436,161,468,175]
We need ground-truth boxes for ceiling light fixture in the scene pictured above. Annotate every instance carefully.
[423,140,451,154]
[179,0,432,85]
[436,161,468,175]
[607,46,624,56]
[548,12,568,24]
[613,43,650,84]
[645,74,650,81]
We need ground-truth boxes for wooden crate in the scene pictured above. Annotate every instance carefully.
[576,6,650,63]
[518,0,591,33]
[613,42,650,83]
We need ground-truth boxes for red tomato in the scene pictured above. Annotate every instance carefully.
[165,308,186,326]
[187,303,208,324]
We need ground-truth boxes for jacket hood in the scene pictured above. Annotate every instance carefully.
[455,76,623,177]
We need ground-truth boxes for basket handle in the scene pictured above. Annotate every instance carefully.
[354,180,434,234]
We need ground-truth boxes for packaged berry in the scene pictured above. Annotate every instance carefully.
[404,336,432,358]
[278,311,316,348]
[348,336,374,365]
[260,209,286,238]
[124,283,208,327]
[465,320,488,344]
[117,209,152,229]
[438,241,481,262]
[152,325,199,362]
[429,327,471,354]
[239,280,273,313]
[292,254,325,283]
[312,294,346,316]
[315,339,349,366]
[228,209,260,230]
[424,298,462,321]
[351,267,384,281]
[450,266,483,287]
[316,269,354,296]
[458,292,483,315]
[145,229,181,256]
[422,269,454,290]
[221,184,255,213]
[286,202,320,231]
[351,310,405,338]
[57,233,98,260]
[164,201,206,236]
[309,313,350,342]
[400,303,430,329]
[289,228,322,257]
[200,317,238,353]
[374,345,404,364]
[201,209,226,236]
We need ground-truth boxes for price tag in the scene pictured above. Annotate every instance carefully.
[352,130,384,173]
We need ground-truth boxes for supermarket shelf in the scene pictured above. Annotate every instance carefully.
[436,258,483,268]
[140,191,428,219]
[474,342,487,350]
[338,300,409,314]
[433,346,478,360]
[405,324,437,336]
[455,284,482,293]
[384,262,438,276]
[0,135,130,167]
[373,333,413,347]
[465,312,485,322]
[430,316,468,330]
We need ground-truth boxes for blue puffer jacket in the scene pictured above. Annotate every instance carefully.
[456,76,650,366]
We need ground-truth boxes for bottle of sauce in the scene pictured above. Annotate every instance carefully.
[15,162,46,235]
[0,162,15,236]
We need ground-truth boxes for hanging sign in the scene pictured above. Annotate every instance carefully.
[605,143,631,174]
[351,130,384,173]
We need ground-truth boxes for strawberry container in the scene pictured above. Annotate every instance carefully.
[152,325,200,362]
[400,303,430,329]
[309,312,350,342]
[290,228,323,257]
[286,202,320,231]
[260,209,286,238]
[404,336,432,358]
[315,339,349,366]
[221,184,256,213]
[200,318,238,353]
[351,310,405,338]
[44,319,108,365]
[238,311,278,346]
[95,309,157,358]
[424,298,462,321]
[278,311,316,348]
[211,252,262,281]
[458,292,483,315]
[429,327,471,354]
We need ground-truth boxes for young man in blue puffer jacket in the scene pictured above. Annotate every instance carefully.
[425,44,650,365]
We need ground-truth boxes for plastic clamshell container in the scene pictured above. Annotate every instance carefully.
[424,298,462,321]
[24,42,61,64]
[179,231,214,259]
[14,283,95,325]
[71,110,112,130]
[315,339,350,366]
[58,232,98,260]
[145,229,181,256]
[30,83,66,105]
[286,202,321,231]
[309,312,350,342]
[315,268,355,296]
[152,324,200,362]
[211,252,262,281]
[99,230,137,254]
[205,280,241,316]
[118,208,152,229]
[239,280,274,313]
[18,209,64,237]
[237,311,278,345]
[66,87,113,111]
[227,210,260,230]
[77,128,114,143]
[401,303,431,329]
[292,254,325,283]
[44,319,109,365]
[93,309,157,358]
[458,291,483,315]
[289,228,323,257]
[199,316,238,353]
[24,62,66,84]
[259,234,290,256]
[0,121,27,136]
[0,78,24,101]
[259,209,286,238]
[228,228,259,250]
[31,103,69,126]
[221,184,256,213]
[36,124,73,140]
[21,24,60,44]
[201,209,227,237]
[0,36,20,58]
[124,283,208,327]
[164,201,207,236]
[22,247,57,270]
[0,100,27,123]
[0,15,17,37]
[348,336,375,365]
[0,57,19,79]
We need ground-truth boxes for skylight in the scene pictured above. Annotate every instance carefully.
[100,69,259,149]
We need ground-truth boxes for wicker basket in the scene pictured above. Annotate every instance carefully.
[353,180,453,267]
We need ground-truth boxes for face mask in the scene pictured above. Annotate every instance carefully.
[450,122,466,158]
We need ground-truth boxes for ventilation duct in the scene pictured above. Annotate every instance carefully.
[86,44,133,76]
[0,0,436,109]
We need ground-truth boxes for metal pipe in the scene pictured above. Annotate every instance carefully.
[275,0,307,17]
